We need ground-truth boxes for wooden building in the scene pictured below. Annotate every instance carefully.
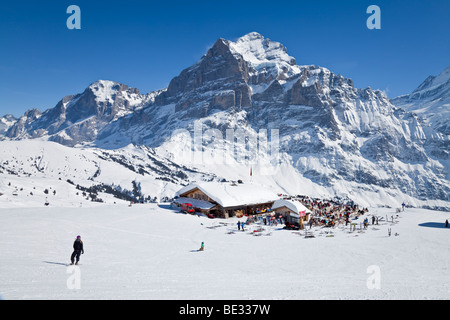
[271,199,312,224]
[174,182,280,218]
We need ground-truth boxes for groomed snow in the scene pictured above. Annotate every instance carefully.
[0,203,448,300]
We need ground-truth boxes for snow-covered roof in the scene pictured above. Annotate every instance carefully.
[173,197,216,210]
[272,199,311,217]
[175,182,280,208]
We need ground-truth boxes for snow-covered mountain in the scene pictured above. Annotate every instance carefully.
[3,80,156,146]
[0,140,221,206]
[0,114,17,135]
[1,32,449,210]
[391,67,450,161]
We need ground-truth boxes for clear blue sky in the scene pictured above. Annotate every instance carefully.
[1,0,449,117]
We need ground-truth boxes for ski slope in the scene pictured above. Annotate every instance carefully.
[0,203,449,300]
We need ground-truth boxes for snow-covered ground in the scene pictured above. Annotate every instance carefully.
[0,203,448,300]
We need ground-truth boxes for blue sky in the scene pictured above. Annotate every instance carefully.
[1,0,449,117]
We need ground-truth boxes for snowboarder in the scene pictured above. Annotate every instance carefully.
[199,241,204,251]
[70,235,84,265]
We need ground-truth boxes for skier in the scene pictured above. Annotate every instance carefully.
[237,221,241,231]
[199,241,204,251]
[446,219,449,228]
[70,235,84,265]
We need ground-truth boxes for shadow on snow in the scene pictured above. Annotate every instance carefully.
[418,222,449,229]
[43,261,69,266]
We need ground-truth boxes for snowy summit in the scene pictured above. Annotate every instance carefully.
[0,32,449,211]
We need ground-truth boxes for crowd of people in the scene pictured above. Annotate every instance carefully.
[234,195,369,231]
[286,195,369,228]
[241,214,285,228]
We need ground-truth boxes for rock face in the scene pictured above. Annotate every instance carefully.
[155,37,252,117]
[4,80,151,146]
[391,67,450,161]
[0,114,19,136]
[1,32,449,208]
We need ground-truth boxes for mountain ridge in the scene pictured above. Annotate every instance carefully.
[1,32,449,209]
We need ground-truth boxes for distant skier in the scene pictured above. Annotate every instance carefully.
[199,241,204,251]
[70,235,84,265]
[446,219,449,228]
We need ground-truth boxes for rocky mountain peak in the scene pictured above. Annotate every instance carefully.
[88,80,141,100]
[0,114,17,135]
[391,66,450,161]
[1,33,448,209]
[237,31,265,41]
[2,79,149,146]
[415,66,450,92]
[228,32,300,79]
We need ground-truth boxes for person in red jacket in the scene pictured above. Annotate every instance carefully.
[70,235,84,265]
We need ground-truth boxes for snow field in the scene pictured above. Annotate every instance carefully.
[0,204,449,300]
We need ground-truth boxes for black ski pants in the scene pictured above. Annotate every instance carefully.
[71,250,81,263]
